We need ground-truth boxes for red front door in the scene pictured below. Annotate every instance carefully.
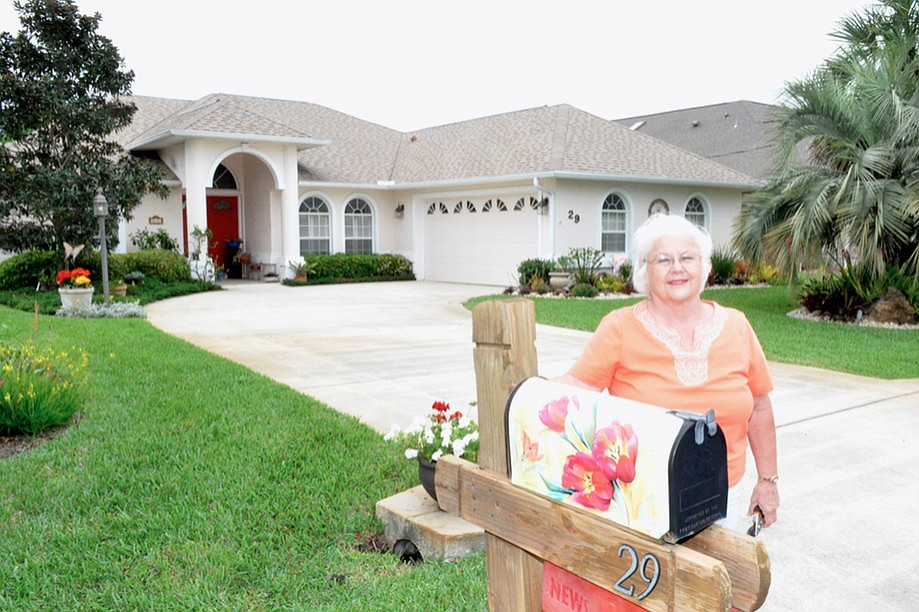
[205,196,239,269]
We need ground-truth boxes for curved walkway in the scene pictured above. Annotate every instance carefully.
[146,280,919,611]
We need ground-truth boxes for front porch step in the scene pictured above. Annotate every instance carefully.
[375,486,484,562]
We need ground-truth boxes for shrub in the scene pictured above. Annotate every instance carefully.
[529,276,551,294]
[798,274,868,320]
[118,250,191,283]
[56,301,146,318]
[617,260,633,283]
[130,228,180,252]
[569,283,600,298]
[710,248,738,285]
[566,247,604,286]
[293,253,414,282]
[79,249,128,283]
[750,263,782,285]
[0,341,88,435]
[517,258,552,287]
[0,250,58,289]
[595,274,626,293]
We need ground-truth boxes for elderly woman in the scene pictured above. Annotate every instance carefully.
[556,214,779,531]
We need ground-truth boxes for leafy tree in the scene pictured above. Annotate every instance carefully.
[0,0,167,259]
[733,0,919,292]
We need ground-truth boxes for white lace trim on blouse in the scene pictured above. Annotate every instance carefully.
[633,301,728,386]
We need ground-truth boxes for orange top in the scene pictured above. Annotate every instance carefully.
[568,300,773,486]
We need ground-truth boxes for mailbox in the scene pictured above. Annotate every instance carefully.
[506,377,727,542]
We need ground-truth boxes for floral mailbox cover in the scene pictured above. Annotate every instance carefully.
[506,377,727,542]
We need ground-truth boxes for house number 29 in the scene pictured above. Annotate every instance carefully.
[567,210,580,223]
[612,544,660,601]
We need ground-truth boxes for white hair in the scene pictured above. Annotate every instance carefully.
[630,214,713,294]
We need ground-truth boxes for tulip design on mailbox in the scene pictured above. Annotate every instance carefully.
[507,377,727,541]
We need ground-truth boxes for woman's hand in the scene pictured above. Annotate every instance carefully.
[749,479,780,527]
[747,393,779,527]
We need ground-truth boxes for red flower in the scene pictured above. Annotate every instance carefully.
[56,270,72,284]
[561,452,613,511]
[432,401,450,413]
[592,422,639,484]
[538,395,578,432]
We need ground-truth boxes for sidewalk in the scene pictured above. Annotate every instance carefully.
[145,280,919,611]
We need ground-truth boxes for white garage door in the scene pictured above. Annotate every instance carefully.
[423,196,542,285]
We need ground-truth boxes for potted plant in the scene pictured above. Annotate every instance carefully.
[234,250,252,265]
[385,400,479,500]
[288,257,318,282]
[56,267,94,308]
[123,270,145,285]
[549,255,572,289]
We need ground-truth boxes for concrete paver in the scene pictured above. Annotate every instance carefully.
[146,279,919,611]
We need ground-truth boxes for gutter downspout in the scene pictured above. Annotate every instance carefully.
[533,177,556,259]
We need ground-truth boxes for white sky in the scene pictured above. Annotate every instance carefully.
[1,0,874,132]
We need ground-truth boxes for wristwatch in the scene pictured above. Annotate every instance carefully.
[760,474,779,484]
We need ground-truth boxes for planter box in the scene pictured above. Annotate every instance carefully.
[59,287,94,309]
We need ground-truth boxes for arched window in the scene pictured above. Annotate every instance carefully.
[601,193,628,252]
[212,163,237,190]
[299,196,331,255]
[345,197,374,254]
[684,196,707,228]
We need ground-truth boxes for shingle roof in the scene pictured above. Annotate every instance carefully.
[615,100,782,181]
[122,95,758,188]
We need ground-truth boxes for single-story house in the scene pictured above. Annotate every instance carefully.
[117,94,760,286]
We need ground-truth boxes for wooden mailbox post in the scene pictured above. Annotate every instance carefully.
[434,299,770,611]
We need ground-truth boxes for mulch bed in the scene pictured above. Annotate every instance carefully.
[0,414,81,460]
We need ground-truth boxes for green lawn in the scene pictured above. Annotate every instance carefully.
[0,308,486,610]
[467,286,919,379]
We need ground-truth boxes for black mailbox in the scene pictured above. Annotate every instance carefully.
[505,377,727,542]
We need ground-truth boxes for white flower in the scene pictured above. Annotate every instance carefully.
[431,449,443,461]
[452,439,467,456]
[404,448,419,459]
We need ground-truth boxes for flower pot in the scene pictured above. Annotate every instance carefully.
[58,287,94,309]
[418,457,438,501]
[549,271,571,289]
[113,284,128,297]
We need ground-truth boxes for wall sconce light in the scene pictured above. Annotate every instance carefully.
[394,203,405,219]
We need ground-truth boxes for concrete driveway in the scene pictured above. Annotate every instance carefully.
[145,280,919,611]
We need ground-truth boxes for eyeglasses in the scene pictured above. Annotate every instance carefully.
[647,253,701,268]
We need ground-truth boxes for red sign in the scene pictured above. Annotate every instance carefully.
[542,562,646,612]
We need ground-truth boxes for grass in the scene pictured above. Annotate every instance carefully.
[467,286,919,379]
[0,308,487,610]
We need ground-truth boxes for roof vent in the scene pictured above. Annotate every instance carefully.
[691,120,701,128]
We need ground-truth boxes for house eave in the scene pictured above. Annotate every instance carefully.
[127,129,330,152]
[299,170,763,192]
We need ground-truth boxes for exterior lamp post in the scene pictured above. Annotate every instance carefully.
[93,190,111,305]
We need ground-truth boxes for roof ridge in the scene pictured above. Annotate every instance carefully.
[548,105,571,170]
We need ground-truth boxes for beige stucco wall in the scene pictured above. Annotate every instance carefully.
[551,178,744,265]
[121,189,184,253]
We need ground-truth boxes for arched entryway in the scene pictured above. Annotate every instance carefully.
[182,163,244,276]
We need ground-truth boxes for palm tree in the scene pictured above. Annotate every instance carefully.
[733,0,919,296]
